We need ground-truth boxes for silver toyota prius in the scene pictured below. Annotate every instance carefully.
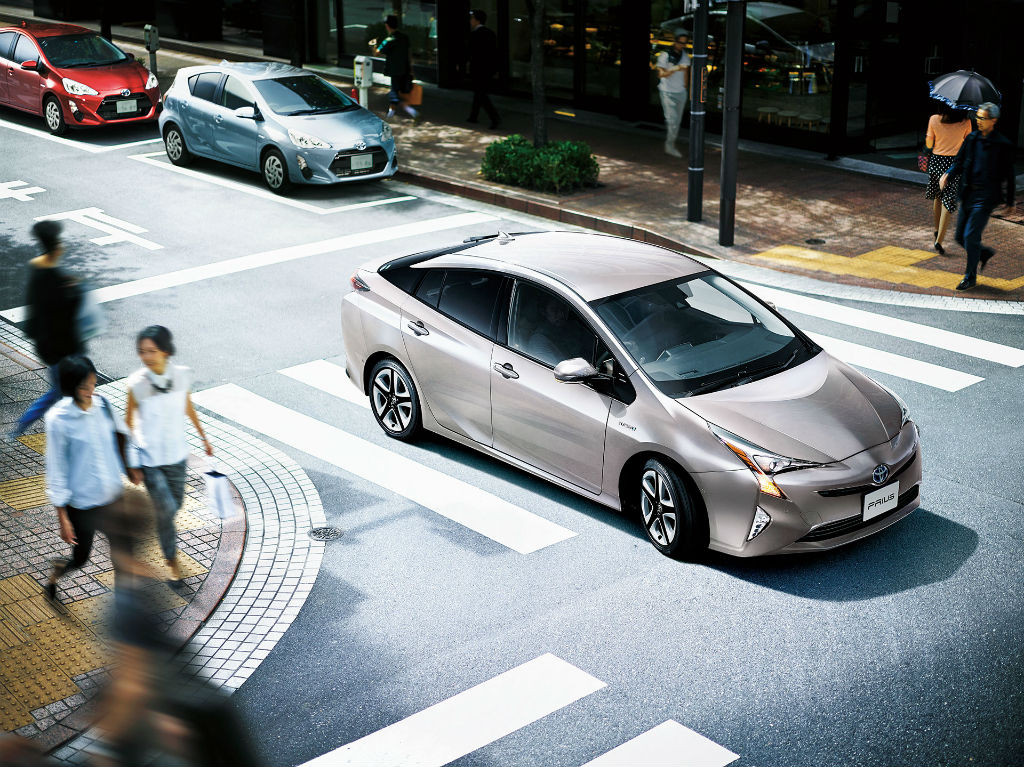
[340,232,922,558]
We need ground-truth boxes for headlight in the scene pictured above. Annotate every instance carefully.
[62,78,98,96]
[878,383,910,427]
[380,122,393,141]
[288,128,331,149]
[145,71,159,89]
[710,425,821,499]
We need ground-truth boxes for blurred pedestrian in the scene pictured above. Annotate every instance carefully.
[125,326,212,588]
[44,355,142,602]
[9,220,82,440]
[467,9,500,130]
[370,14,419,122]
[941,102,1017,290]
[656,32,691,158]
[924,103,971,254]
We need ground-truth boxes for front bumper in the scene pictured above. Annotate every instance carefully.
[289,142,397,185]
[60,87,161,127]
[701,421,922,556]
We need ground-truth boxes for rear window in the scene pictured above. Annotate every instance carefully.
[0,31,16,61]
[436,270,503,338]
[188,72,222,102]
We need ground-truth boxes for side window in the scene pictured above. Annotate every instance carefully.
[508,281,597,368]
[436,270,502,338]
[13,34,38,64]
[220,76,253,110]
[188,72,222,102]
[414,269,444,308]
[0,32,17,61]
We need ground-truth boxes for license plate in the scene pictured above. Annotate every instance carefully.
[863,481,899,521]
[351,153,373,170]
[116,99,136,114]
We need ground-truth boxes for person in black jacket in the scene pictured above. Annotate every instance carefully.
[10,220,83,438]
[467,9,500,129]
[371,14,419,121]
[940,102,1017,291]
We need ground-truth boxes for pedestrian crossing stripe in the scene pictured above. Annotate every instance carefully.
[280,360,368,409]
[581,719,739,767]
[190,384,577,554]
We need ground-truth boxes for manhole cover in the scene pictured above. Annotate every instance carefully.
[309,526,344,541]
[805,238,826,245]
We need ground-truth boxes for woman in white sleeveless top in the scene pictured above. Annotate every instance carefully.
[125,326,212,585]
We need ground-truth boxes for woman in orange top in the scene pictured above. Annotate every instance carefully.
[925,104,972,254]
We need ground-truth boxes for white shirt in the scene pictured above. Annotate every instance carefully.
[656,50,690,94]
[127,363,195,467]
[45,395,131,509]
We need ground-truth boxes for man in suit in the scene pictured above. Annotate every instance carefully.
[467,9,500,130]
[940,102,1016,291]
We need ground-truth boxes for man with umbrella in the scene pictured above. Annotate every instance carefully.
[940,102,1016,291]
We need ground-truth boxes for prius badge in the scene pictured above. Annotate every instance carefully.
[872,464,890,485]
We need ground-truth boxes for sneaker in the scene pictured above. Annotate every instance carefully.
[664,143,683,158]
[45,582,57,602]
[385,108,395,119]
[980,248,995,272]
[955,274,977,291]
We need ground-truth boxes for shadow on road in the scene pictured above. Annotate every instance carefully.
[706,508,978,601]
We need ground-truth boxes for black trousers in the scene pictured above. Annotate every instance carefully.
[56,501,114,577]
[469,76,499,125]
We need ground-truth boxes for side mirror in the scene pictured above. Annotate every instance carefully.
[553,357,600,384]
[20,60,37,71]
[126,52,135,61]
[234,105,256,119]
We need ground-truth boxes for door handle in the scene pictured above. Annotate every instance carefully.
[406,320,429,336]
[493,362,519,379]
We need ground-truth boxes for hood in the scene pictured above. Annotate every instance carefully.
[55,60,150,92]
[680,352,903,463]
[280,108,388,150]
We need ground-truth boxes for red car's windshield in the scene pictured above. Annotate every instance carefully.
[38,33,128,68]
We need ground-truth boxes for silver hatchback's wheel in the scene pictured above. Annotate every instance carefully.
[163,124,192,166]
[369,359,421,441]
[638,458,707,560]
[261,148,291,194]
[44,96,67,135]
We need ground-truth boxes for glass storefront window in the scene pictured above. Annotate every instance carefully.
[510,0,576,102]
[584,0,620,101]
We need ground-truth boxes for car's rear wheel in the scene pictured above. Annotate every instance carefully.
[43,96,66,136]
[639,458,707,560]
[369,359,421,441]
[261,147,291,194]
[163,124,193,166]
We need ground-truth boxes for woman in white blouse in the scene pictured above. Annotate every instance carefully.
[125,326,212,586]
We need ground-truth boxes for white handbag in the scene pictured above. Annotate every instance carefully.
[204,459,235,520]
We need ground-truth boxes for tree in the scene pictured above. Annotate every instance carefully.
[524,0,548,147]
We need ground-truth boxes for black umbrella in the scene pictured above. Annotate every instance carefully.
[929,70,1001,110]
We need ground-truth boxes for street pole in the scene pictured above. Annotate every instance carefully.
[718,0,744,246]
[687,0,709,222]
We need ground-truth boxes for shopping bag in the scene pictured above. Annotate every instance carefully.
[400,83,423,107]
[76,283,107,341]
[204,460,235,520]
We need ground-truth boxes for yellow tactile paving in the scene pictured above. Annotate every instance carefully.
[0,475,49,511]
[751,245,1024,291]
[16,433,46,455]
[4,667,79,711]
[0,574,43,603]
[64,594,113,631]
[0,617,29,650]
[0,642,54,683]
[0,684,33,731]
[23,617,110,678]
[3,596,64,629]
[135,539,208,580]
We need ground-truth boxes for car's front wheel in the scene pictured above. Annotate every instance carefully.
[43,96,66,136]
[163,124,193,166]
[261,147,291,194]
[368,359,421,441]
[639,458,707,560]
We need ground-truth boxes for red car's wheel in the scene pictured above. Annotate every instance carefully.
[43,96,67,136]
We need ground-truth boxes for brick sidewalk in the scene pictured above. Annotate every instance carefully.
[0,326,244,751]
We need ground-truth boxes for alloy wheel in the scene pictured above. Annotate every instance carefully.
[264,154,285,189]
[166,130,182,161]
[372,367,414,434]
[641,468,678,547]
[44,99,65,134]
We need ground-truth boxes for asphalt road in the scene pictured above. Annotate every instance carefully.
[1,107,1022,767]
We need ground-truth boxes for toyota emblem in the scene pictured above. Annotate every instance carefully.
[120,88,131,97]
[872,464,890,485]
[354,140,367,151]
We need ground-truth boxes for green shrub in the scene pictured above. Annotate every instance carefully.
[481,134,599,194]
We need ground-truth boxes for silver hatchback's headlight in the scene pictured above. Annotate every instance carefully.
[288,128,331,149]
[380,122,393,142]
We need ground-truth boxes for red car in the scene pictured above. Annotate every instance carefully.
[0,21,160,135]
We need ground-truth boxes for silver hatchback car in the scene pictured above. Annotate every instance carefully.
[341,232,922,558]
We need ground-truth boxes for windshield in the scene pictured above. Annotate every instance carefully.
[592,273,816,397]
[39,33,128,67]
[253,75,358,115]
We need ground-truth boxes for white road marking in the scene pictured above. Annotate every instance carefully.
[0,117,162,152]
[129,150,417,214]
[280,359,368,409]
[35,207,162,250]
[581,720,739,767]
[190,384,577,554]
[0,180,45,201]
[0,211,497,322]
[747,284,1024,367]
[808,332,984,391]
[301,654,606,767]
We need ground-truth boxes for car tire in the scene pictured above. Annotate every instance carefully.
[43,96,67,136]
[368,358,421,441]
[639,458,708,560]
[163,124,193,166]
[261,147,291,194]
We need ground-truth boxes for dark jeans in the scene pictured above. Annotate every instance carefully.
[143,460,187,561]
[14,364,60,436]
[55,501,115,578]
[469,77,499,125]
[954,192,997,277]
